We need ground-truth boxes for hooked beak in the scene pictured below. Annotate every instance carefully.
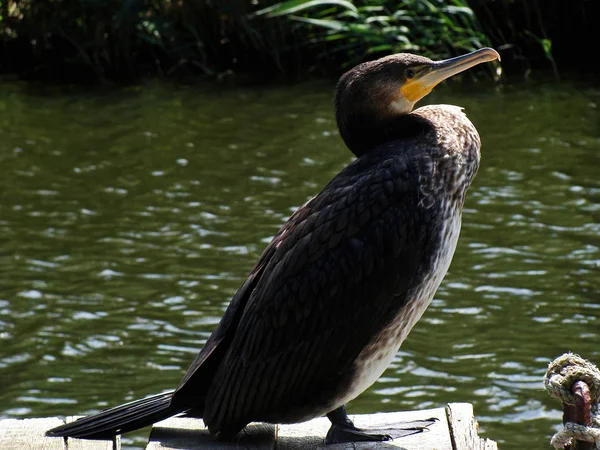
[401,48,500,103]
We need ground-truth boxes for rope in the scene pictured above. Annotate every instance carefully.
[545,353,600,449]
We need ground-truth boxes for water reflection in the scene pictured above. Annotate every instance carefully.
[0,80,598,449]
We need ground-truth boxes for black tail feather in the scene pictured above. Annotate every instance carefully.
[46,390,183,439]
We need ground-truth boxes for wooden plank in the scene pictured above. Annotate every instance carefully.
[276,407,452,449]
[146,417,275,449]
[2,404,496,449]
[0,416,119,450]
[65,416,119,450]
[447,403,498,450]
[0,417,65,450]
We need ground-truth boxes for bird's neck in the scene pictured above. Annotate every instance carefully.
[339,111,434,157]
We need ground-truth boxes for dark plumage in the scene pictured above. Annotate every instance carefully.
[47,47,500,444]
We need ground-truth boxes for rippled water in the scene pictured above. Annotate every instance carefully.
[0,79,598,449]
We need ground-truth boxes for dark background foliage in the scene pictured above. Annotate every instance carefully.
[0,0,594,83]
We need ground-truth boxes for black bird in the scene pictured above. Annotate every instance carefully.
[47,47,500,444]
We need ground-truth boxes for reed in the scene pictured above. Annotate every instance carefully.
[1,0,585,82]
[254,0,491,67]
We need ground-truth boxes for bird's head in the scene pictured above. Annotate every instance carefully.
[335,48,500,156]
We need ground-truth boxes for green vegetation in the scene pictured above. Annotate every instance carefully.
[0,0,593,83]
[254,0,490,67]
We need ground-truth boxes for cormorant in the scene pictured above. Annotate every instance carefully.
[47,47,500,444]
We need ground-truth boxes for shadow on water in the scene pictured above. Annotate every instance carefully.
[0,79,598,449]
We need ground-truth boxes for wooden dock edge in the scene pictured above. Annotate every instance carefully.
[446,402,498,450]
[0,415,117,449]
[0,403,497,449]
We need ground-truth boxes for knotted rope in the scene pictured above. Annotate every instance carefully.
[545,353,600,449]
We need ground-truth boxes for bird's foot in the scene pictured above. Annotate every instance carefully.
[325,418,438,445]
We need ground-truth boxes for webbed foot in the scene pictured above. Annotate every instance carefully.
[325,405,437,445]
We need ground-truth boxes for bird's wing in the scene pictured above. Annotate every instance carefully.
[172,241,275,400]
[199,148,439,434]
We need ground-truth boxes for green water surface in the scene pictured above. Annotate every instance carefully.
[0,78,598,449]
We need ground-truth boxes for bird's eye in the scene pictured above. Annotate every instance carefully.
[405,68,416,79]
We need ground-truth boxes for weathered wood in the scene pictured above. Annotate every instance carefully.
[145,404,496,449]
[147,418,275,449]
[447,403,498,450]
[0,417,118,450]
[1,403,497,449]
[65,416,118,450]
[0,417,65,450]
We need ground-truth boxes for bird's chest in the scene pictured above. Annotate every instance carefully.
[342,205,462,403]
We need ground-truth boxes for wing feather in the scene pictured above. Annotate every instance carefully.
[202,147,437,433]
